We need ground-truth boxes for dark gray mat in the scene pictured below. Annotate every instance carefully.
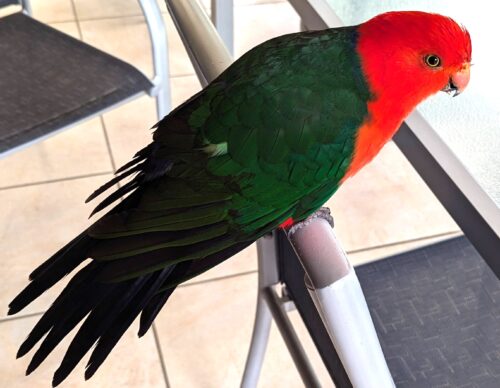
[357,237,500,388]
[0,12,152,153]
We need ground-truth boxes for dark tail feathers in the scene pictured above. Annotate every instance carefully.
[8,231,193,387]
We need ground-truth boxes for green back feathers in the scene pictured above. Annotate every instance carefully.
[187,27,371,219]
[88,27,373,280]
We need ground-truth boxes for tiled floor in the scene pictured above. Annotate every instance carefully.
[0,1,462,387]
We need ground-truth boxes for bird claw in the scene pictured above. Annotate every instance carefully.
[286,207,334,237]
[314,207,334,228]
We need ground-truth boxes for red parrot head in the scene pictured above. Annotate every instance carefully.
[358,11,472,108]
[343,11,472,181]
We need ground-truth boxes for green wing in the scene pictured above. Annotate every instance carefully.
[86,27,371,282]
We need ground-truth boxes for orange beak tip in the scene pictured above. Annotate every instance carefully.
[452,64,471,93]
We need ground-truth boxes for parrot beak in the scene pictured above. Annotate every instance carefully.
[442,63,470,97]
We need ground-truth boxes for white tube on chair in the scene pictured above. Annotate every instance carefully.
[307,268,395,388]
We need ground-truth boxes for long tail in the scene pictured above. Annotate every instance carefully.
[8,225,248,386]
[8,235,166,384]
[8,142,255,385]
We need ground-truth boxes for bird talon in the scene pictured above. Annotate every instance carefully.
[286,207,334,237]
[316,207,334,228]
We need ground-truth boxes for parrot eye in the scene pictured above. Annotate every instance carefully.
[425,54,441,68]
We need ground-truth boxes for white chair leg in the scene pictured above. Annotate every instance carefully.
[241,235,280,387]
[211,0,234,56]
[20,0,32,15]
[241,292,272,388]
[139,0,172,119]
[289,214,395,388]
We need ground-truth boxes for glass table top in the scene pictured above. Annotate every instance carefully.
[325,0,500,207]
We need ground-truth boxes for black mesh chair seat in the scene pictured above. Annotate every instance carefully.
[280,234,500,387]
[0,12,153,154]
[356,237,500,387]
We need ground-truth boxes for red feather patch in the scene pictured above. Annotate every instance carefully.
[343,11,471,180]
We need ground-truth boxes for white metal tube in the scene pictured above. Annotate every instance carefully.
[241,293,272,388]
[289,216,350,288]
[211,0,234,56]
[139,0,172,119]
[20,0,32,15]
[166,0,232,85]
[241,234,279,388]
[288,216,395,388]
[308,269,395,388]
[262,287,321,388]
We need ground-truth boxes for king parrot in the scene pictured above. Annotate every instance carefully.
[9,11,471,385]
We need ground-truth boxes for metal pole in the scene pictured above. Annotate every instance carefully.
[241,234,276,388]
[262,286,321,388]
[20,0,32,16]
[139,0,172,119]
[166,0,232,86]
[287,211,395,388]
[211,0,234,56]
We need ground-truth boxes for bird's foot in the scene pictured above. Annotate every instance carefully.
[315,207,334,228]
[287,207,334,237]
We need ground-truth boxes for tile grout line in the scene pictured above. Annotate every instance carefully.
[169,73,198,79]
[152,323,171,388]
[68,0,83,40]
[99,116,118,173]
[0,171,113,192]
[181,269,258,289]
[68,0,118,175]
[345,230,462,255]
[0,311,44,324]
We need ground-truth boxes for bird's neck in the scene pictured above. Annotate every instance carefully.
[342,98,408,181]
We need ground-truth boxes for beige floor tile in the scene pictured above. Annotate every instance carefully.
[199,0,287,14]
[79,16,154,79]
[0,5,17,18]
[325,141,459,252]
[156,273,332,387]
[73,0,143,20]
[0,315,165,387]
[31,0,75,23]
[101,95,157,170]
[170,74,202,107]
[0,118,112,189]
[102,76,201,170]
[0,175,113,319]
[78,14,196,80]
[261,309,334,388]
[0,4,70,24]
[72,0,284,21]
[48,20,80,38]
[237,0,286,5]
[234,1,300,58]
